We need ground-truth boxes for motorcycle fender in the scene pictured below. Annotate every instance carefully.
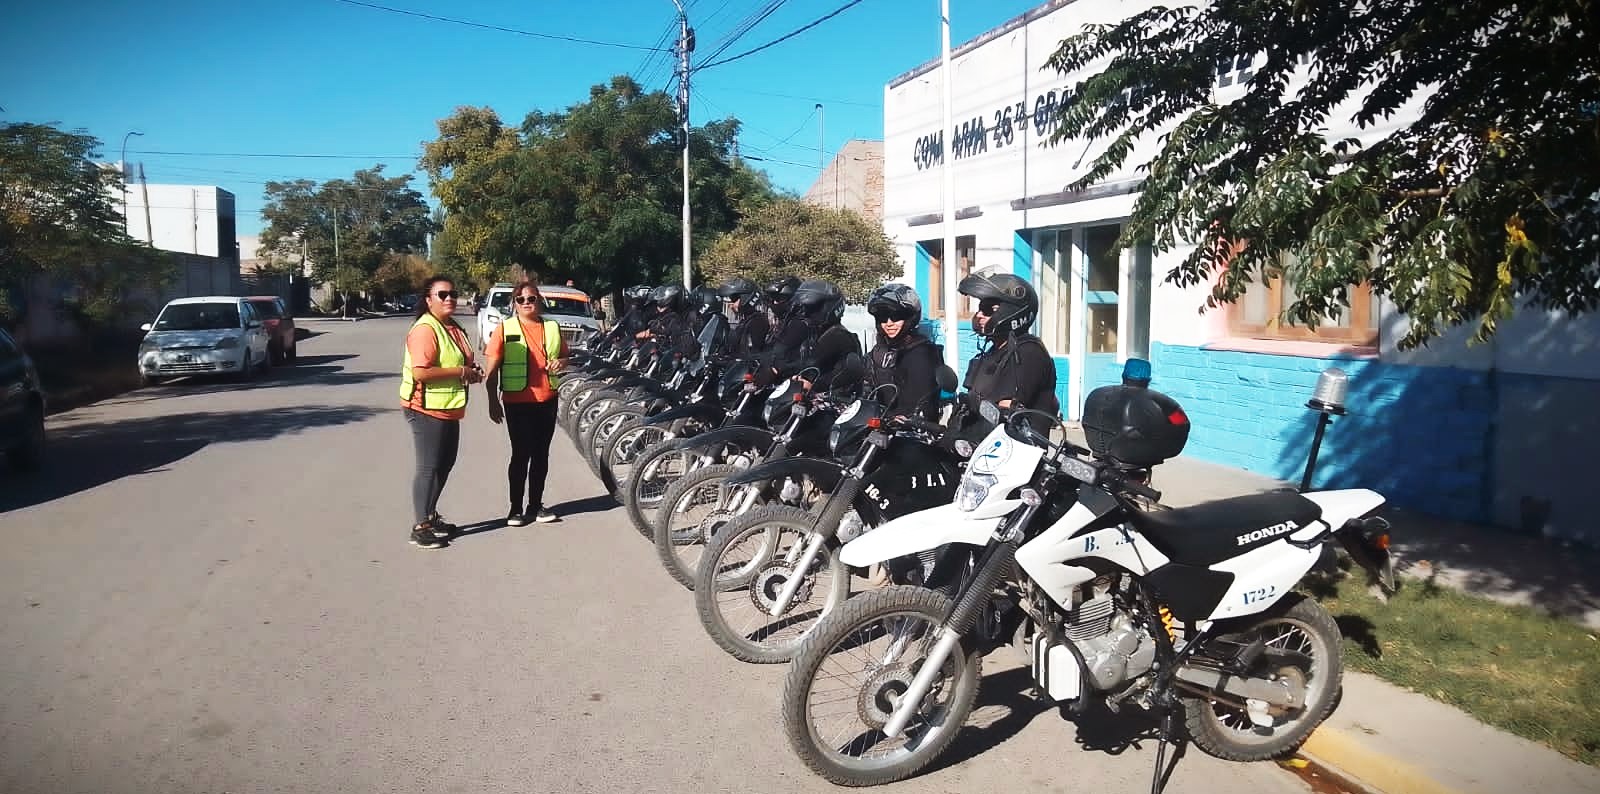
[642,399,720,427]
[840,503,999,568]
[679,425,775,454]
[724,457,845,491]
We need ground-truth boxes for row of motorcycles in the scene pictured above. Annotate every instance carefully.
[553,318,1397,790]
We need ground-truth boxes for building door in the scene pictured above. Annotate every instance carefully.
[1033,222,1151,420]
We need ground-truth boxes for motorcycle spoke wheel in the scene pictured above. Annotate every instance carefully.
[695,506,851,663]
[781,587,980,787]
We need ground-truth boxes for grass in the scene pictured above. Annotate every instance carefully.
[1308,568,1600,766]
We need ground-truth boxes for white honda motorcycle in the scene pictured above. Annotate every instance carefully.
[780,398,1394,788]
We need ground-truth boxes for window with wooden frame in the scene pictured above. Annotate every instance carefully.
[925,236,976,319]
[1230,252,1380,344]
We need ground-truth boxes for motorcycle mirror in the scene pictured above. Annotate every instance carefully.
[979,400,1002,424]
[935,364,958,394]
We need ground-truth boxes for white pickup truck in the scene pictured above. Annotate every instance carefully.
[475,283,602,351]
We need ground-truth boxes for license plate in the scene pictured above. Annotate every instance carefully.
[173,353,194,363]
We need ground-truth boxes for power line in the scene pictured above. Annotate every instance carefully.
[130,149,419,160]
[697,0,866,71]
[700,0,787,65]
[329,0,669,51]
[741,154,819,169]
[704,84,879,108]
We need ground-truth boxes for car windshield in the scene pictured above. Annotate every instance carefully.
[490,292,512,311]
[249,300,282,319]
[543,297,591,316]
[154,303,240,331]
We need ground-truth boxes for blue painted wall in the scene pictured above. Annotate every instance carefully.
[1146,343,1494,524]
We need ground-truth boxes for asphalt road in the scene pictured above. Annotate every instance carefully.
[0,315,1310,794]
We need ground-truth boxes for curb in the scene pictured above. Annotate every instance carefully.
[1298,726,1463,794]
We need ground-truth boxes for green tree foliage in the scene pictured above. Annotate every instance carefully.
[422,76,777,297]
[1045,0,1599,347]
[258,166,434,294]
[698,199,900,301]
[0,122,173,326]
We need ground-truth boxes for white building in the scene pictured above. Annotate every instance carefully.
[882,0,1600,543]
[116,178,241,302]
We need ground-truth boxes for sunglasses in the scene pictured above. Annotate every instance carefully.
[514,295,541,305]
[872,309,914,323]
[433,290,456,300]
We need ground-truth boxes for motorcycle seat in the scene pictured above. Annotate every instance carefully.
[1127,491,1322,567]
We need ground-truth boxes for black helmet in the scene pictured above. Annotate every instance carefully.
[866,282,923,332]
[764,275,800,308]
[717,276,761,313]
[651,284,686,313]
[626,284,654,306]
[959,270,1038,340]
[690,285,722,316]
[791,279,845,326]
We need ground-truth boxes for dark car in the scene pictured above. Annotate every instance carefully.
[246,296,297,364]
[0,328,46,471]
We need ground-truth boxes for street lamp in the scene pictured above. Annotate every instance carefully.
[120,131,144,234]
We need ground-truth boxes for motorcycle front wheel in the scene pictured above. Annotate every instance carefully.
[694,505,851,664]
[781,586,980,787]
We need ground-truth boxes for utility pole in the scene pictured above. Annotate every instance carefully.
[673,0,694,289]
[334,210,346,319]
[940,0,959,370]
[138,164,154,245]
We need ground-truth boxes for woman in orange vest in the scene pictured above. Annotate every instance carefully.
[400,276,481,549]
[484,281,569,526]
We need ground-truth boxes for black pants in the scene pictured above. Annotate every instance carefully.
[405,409,460,525]
[505,399,560,512]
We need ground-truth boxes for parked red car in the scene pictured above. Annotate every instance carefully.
[246,296,298,364]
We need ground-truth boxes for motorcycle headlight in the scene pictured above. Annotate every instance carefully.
[214,336,240,349]
[139,342,159,356]
[954,473,997,512]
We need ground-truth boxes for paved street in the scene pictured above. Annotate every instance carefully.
[0,316,1310,794]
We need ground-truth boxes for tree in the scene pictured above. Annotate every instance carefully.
[420,107,520,289]
[698,199,900,301]
[372,252,433,296]
[422,76,777,297]
[259,166,434,294]
[0,122,174,327]
[1045,0,1599,348]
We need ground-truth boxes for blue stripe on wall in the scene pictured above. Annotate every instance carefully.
[1012,231,1033,284]
[1144,342,1493,524]
[914,243,931,307]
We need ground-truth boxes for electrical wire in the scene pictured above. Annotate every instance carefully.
[329,0,668,51]
[697,0,866,71]
[129,149,419,160]
[699,0,787,66]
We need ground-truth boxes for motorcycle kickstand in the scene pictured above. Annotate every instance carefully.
[1149,701,1177,794]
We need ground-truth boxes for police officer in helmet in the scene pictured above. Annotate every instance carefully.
[717,276,770,356]
[763,278,861,391]
[865,283,941,420]
[958,269,1058,429]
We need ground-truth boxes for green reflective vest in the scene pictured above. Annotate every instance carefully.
[500,317,563,393]
[399,313,468,411]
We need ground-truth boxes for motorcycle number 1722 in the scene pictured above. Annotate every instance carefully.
[1241,585,1278,605]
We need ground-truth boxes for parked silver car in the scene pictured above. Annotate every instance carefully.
[138,296,271,386]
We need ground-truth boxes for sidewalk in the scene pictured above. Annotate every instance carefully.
[1128,447,1600,794]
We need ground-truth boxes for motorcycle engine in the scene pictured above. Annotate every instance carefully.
[1063,582,1157,691]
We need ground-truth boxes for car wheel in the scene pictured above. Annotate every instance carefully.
[236,349,254,382]
[269,341,283,365]
[10,401,45,472]
[286,339,297,362]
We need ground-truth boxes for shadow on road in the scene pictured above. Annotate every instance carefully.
[104,355,385,407]
[0,404,385,513]
[925,666,1050,774]
[549,494,618,518]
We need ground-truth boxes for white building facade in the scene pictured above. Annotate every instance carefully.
[882,0,1600,543]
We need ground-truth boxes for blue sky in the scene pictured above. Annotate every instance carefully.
[2,0,1042,236]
